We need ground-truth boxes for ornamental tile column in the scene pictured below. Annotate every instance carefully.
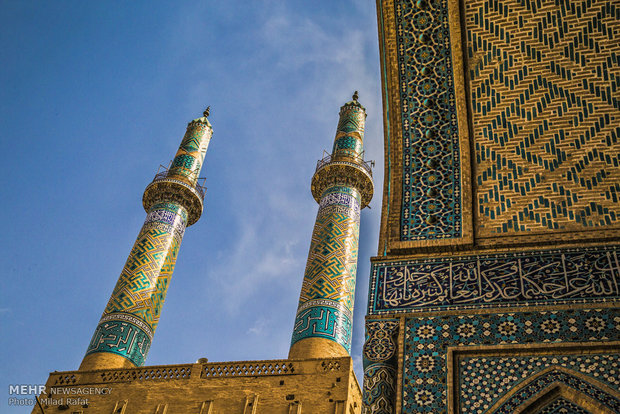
[289,93,374,359]
[79,108,213,370]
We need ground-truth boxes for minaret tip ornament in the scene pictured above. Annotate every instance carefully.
[353,91,359,101]
[203,106,210,117]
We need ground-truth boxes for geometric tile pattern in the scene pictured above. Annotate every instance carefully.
[168,119,212,184]
[402,308,619,413]
[368,245,620,314]
[104,202,187,332]
[334,104,365,159]
[537,397,591,414]
[393,0,462,241]
[493,370,619,414]
[86,202,187,366]
[465,0,620,237]
[460,355,619,413]
[333,135,363,157]
[292,186,361,352]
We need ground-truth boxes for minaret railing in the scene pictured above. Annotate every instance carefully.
[315,153,374,177]
[151,164,207,200]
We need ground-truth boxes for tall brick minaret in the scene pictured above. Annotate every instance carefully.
[79,108,213,370]
[289,92,374,359]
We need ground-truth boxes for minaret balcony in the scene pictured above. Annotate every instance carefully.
[151,164,207,200]
[142,165,207,226]
[315,153,374,177]
[312,153,375,209]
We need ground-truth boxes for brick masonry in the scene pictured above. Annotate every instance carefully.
[467,0,620,242]
[35,357,361,414]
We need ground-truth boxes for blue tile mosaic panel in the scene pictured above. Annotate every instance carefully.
[391,0,463,241]
[492,370,618,414]
[460,355,619,413]
[362,320,399,414]
[537,398,591,414]
[402,308,620,413]
[368,246,620,314]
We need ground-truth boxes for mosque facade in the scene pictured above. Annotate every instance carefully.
[362,0,619,413]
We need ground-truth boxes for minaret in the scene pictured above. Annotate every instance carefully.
[79,108,213,370]
[289,92,374,359]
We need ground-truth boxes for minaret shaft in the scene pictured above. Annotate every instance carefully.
[80,111,212,371]
[290,185,361,357]
[289,94,373,359]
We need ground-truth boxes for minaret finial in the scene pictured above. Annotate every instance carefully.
[353,91,359,101]
[203,106,210,117]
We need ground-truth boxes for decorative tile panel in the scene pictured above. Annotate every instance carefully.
[103,202,187,331]
[362,364,397,414]
[362,320,399,414]
[402,308,620,413]
[537,398,591,414]
[85,313,152,367]
[168,116,212,184]
[292,186,361,352]
[368,245,620,314]
[465,0,620,238]
[492,370,619,414]
[363,320,399,363]
[460,355,619,413]
[393,0,464,241]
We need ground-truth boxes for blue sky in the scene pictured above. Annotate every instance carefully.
[0,1,383,411]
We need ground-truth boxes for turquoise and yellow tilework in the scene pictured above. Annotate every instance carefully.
[168,114,213,185]
[84,112,212,367]
[292,95,373,354]
[292,185,361,352]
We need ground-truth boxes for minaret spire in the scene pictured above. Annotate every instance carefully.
[79,108,214,370]
[289,93,374,358]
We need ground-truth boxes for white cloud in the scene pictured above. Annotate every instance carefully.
[247,315,270,336]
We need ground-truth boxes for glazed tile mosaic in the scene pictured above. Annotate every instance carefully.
[492,369,619,414]
[402,308,620,413]
[362,320,399,414]
[368,245,620,314]
[362,364,397,414]
[465,0,620,237]
[168,116,213,184]
[84,111,213,367]
[537,398,591,414]
[85,313,152,367]
[292,185,361,352]
[460,355,619,412]
[393,0,463,241]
